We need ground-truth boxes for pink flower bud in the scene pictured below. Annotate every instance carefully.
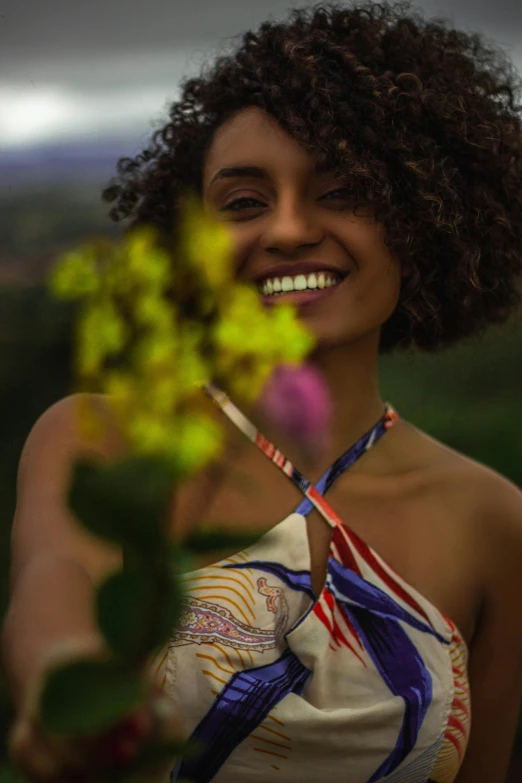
[256,363,332,460]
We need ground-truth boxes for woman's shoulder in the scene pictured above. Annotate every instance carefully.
[21,393,128,466]
[388,420,521,561]
[16,394,130,504]
[406,423,522,583]
[417,427,521,525]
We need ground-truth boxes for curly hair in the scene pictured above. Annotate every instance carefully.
[102,0,522,352]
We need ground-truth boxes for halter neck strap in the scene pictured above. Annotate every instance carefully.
[203,382,398,526]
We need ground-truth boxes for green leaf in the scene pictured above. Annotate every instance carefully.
[183,526,261,554]
[129,737,187,773]
[40,658,145,736]
[97,564,184,663]
[68,456,175,558]
[169,545,196,576]
[0,672,15,758]
[0,763,26,783]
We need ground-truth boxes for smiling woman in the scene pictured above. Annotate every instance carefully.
[201,106,403,352]
[4,2,522,782]
[205,105,402,347]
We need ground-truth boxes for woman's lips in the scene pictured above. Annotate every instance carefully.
[260,279,345,309]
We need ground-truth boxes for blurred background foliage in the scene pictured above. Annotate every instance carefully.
[0,185,521,762]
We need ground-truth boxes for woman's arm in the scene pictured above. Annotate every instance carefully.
[1,394,125,710]
[454,473,522,783]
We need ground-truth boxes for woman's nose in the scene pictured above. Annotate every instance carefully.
[260,202,324,255]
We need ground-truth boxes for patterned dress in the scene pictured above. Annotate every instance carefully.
[152,385,471,783]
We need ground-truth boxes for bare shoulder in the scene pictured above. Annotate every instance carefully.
[395,421,522,599]
[12,394,128,587]
[402,421,522,528]
[430,434,521,544]
[455,453,522,585]
[19,393,127,474]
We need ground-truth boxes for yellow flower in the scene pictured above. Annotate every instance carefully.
[133,293,176,331]
[180,193,235,289]
[212,284,315,403]
[104,370,136,415]
[268,301,315,362]
[133,334,179,374]
[174,412,224,475]
[126,411,178,457]
[76,299,129,377]
[49,190,317,478]
[124,227,172,292]
[49,246,101,299]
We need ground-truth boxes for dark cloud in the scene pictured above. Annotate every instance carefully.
[2,0,521,66]
[1,0,296,64]
[2,0,520,149]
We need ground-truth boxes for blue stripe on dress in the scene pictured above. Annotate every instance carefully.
[326,558,436,782]
[223,560,315,600]
[171,648,310,783]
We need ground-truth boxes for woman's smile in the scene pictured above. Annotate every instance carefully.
[257,270,349,310]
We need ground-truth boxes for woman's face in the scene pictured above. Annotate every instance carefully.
[202,106,402,350]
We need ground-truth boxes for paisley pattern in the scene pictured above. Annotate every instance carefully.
[172,596,285,651]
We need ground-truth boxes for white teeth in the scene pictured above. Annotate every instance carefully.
[258,271,344,296]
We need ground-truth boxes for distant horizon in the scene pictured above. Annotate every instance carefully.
[0,133,147,188]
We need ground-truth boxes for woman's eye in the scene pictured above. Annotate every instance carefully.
[220,189,355,213]
[221,196,265,211]
[320,188,354,200]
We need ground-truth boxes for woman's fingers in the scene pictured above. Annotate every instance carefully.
[8,688,185,782]
[8,717,74,781]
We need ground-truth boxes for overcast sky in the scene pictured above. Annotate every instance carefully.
[1,0,521,150]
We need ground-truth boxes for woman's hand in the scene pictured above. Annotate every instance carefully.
[7,638,184,782]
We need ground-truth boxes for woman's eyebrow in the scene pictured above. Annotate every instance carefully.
[210,161,336,185]
[210,166,267,185]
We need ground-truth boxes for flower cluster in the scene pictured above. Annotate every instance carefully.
[49,193,316,478]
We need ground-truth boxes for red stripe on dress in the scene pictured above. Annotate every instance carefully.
[305,487,363,576]
[307,479,432,629]
[323,589,367,666]
[452,697,470,719]
[255,432,275,459]
[345,527,433,627]
[330,527,362,577]
[306,486,344,527]
[313,599,333,634]
[323,589,342,647]
[447,715,467,735]
[444,729,464,761]
[336,598,365,651]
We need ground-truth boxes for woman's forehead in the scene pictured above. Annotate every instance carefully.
[203,108,330,184]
